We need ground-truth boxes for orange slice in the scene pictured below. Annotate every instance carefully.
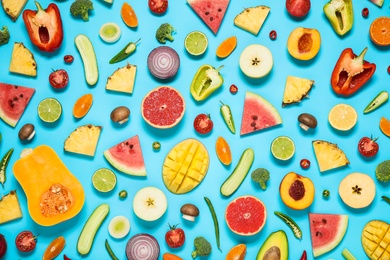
[369,17,390,46]
[380,117,390,137]
[215,136,232,166]
[226,244,246,260]
[121,2,138,28]
[73,93,93,118]
[216,36,237,58]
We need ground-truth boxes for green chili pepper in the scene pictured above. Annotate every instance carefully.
[274,211,302,240]
[118,190,128,199]
[152,141,161,150]
[364,91,389,114]
[382,195,390,205]
[204,197,221,251]
[0,148,14,188]
[220,101,235,134]
[109,38,141,64]
[105,239,119,260]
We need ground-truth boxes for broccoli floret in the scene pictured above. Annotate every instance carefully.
[70,0,93,21]
[155,23,175,44]
[191,236,211,258]
[0,26,10,46]
[376,160,390,182]
[251,168,270,190]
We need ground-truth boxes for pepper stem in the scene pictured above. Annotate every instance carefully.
[34,1,44,13]
[354,47,368,64]
[215,65,224,72]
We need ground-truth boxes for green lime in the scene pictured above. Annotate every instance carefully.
[184,31,208,56]
[92,168,117,193]
[271,136,295,160]
[37,98,62,123]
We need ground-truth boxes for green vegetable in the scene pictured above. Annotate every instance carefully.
[105,239,119,260]
[77,203,110,255]
[191,236,212,259]
[220,101,235,134]
[364,91,389,114]
[75,34,98,86]
[70,0,93,21]
[190,65,224,101]
[109,38,141,64]
[0,148,14,188]
[204,197,221,251]
[375,160,390,183]
[152,141,161,150]
[0,26,10,46]
[322,189,330,198]
[251,168,270,190]
[323,0,354,36]
[155,23,175,44]
[119,190,128,199]
[341,248,357,260]
[274,211,302,240]
[382,195,390,205]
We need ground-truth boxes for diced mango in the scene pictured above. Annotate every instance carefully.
[164,158,181,172]
[373,246,385,259]
[380,250,390,260]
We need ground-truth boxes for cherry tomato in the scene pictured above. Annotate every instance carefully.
[165,224,185,248]
[300,159,310,169]
[15,231,37,252]
[49,69,69,89]
[148,0,168,14]
[194,114,213,134]
[64,55,74,63]
[269,30,277,40]
[229,84,238,94]
[362,7,369,18]
[358,136,379,157]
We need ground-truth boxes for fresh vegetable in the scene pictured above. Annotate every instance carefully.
[64,254,71,260]
[342,248,357,260]
[108,216,130,239]
[64,55,74,63]
[251,168,270,190]
[229,84,238,94]
[125,233,160,260]
[180,204,199,221]
[22,2,63,52]
[388,65,390,74]
[204,197,220,251]
[70,0,93,21]
[148,0,168,14]
[331,47,376,96]
[49,69,69,89]
[99,22,121,43]
[298,113,317,131]
[75,34,99,86]
[274,211,302,240]
[358,136,379,157]
[109,38,140,64]
[152,141,161,150]
[269,30,277,40]
[0,26,10,46]
[191,236,211,259]
[323,0,353,36]
[362,8,369,18]
[18,123,35,141]
[286,0,311,17]
[119,190,128,199]
[193,114,213,134]
[364,91,388,113]
[300,158,310,169]
[323,190,330,198]
[163,253,183,260]
[0,148,13,187]
[376,160,390,182]
[42,236,65,260]
[147,46,180,79]
[0,234,6,258]
[383,195,390,205]
[105,239,119,260]
[165,224,185,248]
[190,65,224,101]
[155,23,175,44]
[15,231,37,252]
[300,250,307,260]
[220,101,235,134]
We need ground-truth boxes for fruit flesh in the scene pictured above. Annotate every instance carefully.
[362,220,390,260]
[256,230,288,260]
[279,172,315,210]
[287,27,321,60]
[312,140,349,172]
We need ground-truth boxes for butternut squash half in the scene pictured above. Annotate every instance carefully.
[13,145,85,226]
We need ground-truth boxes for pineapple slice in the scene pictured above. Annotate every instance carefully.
[312,140,349,172]
[9,42,37,77]
[1,0,28,21]
[362,220,390,259]
[106,63,137,94]
[282,75,314,107]
[64,124,102,157]
[0,190,23,224]
[234,6,270,35]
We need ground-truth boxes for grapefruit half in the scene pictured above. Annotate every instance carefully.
[225,195,267,236]
[141,86,185,129]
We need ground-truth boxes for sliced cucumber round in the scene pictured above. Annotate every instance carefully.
[99,22,121,43]
[108,215,130,239]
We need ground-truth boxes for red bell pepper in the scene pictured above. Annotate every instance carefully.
[23,2,63,52]
[331,47,376,96]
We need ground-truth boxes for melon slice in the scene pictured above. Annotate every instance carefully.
[0,82,35,127]
[309,213,348,257]
[187,0,230,34]
[104,135,146,176]
[240,92,282,135]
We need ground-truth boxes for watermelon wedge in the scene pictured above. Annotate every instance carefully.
[103,135,147,176]
[187,0,230,34]
[309,213,348,257]
[0,82,35,127]
[240,92,282,135]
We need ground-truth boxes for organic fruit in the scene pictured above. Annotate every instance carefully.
[286,0,311,17]
[282,76,314,106]
[358,136,379,157]
[362,220,390,259]
[380,117,390,137]
[185,31,208,56]
[99,22,121,43]
[141,86,185,129]
[328,104,358,131]
[42,236,65,260]
[15,231,36,252]
[165,224,185,248]
[132,186,167,221]
[234,5,270,35]
[300,159,310,169]
[9,42,37,77]
[338,172,376,209]
[287,27,321,60]
[239,44,273,78]
[148,0,168,14]
[369,0,384,7]
[92,168,117,193]
[0,190,23,224]
[271,136,295,161]
[369,17,390,46]
[72,93,93,119]
[312,140,349,172]
[106,63,137,94]
[1,0,27,21]
[216,36,237,58]
[121,2,138,28]
[0,233,6,258]
[256,230,288,260]
[38,98,62,123]
[226,244,246,260]
[193,114,213,134]
[269,30,277,40]
[49,69,69,89]
[126,233,160,260]
[64,55,74,63]
[215,136,232,165]
[230,84,238,94]
[279,172,315,210]
[64,124,102,157]
[108,215,131,239]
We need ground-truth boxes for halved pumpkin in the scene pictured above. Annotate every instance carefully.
[13,145,85,226]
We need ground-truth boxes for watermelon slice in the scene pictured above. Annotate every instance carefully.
[309,213,348,257]
[240,92,282,135]
[0,82,35,127]
[187,0,230,34]
[103,135,147,176]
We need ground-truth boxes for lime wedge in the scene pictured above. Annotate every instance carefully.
[184,31,208,56]
[92,168,117,193]
[37,98,62,123]
[271,136,295,160]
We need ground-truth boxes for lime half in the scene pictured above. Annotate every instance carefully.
[271,136,295,160]
[38,98,62,123]
[92,168,117,192]
[184,31,208,56]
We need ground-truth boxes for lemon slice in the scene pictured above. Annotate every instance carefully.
[328,104,357,131]
[92,168,117,192]
[271,136,295,160]
[184,31,208,56]
[37,98,62,123]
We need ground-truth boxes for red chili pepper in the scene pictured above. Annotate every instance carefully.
[22,2,63,52]
[331,47,376,96]
[300,250,307,260]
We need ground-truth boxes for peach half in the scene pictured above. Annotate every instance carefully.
[279,172,315,210]
[287,27,321,61]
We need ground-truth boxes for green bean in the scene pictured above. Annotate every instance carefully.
[382,195,390,205]
[105,239,119,260]
[204,197,221,251]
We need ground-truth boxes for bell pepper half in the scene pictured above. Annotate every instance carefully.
[23,1,63,52]
[190,65,224,101]
[323,0,353,36]
[331,47,376,96]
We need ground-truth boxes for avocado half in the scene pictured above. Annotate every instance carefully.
[256,230,288,260]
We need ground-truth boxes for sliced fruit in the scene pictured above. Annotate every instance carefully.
[370,17,390,46]
[184,31,208,56]
[256,230,288,260]
[380,116,390,137]
[73,93,93,119]
[162,138,209,194]
[362,220,390,259]
[279,172,315,210]
[215,136,232,166]
[108,215,130,239]
[369,0,384,7]
[0,190,23,224]
[338,172,376,209]
[271,136,295,161]
[282,76,314,107]
[309,213,348,257]
[37,98,62,123]
[64,124,102,157]
[328,103,357,131]
[132,186,167,221]
[9,42,37,77]
[312,140,349,172]
[239,44,273,78]
[216,36,237,59]
[92,168,117,193]
[121,2,138,28]
[99,22,121,43]
[1,0,28,21]
[234,6,270,35]
[106,63,137,94]
[287,27,321,61]
[226,244,246,260]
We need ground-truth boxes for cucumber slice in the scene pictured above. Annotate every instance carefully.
[75,34,99,86]
[99,22,121,43]
[364,91,389,114]
[108,215,130,239]
[220,148,254,196]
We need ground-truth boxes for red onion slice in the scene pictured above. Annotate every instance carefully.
[126,233,160,260]
[147,46,180,80]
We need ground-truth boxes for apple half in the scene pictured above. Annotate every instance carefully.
[239,44,273,78]
[133,186,168,221]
